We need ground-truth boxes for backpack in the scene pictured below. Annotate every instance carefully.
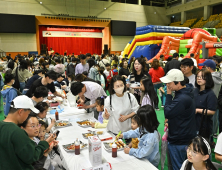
[107,69,118,83]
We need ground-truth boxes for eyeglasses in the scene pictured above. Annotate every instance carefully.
[197,76,205,80]
[27,124,42,129]
[186,146,197,157]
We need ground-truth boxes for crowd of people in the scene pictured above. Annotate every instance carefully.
[0,52,222,170]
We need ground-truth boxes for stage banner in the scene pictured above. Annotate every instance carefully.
[42,31,103,38]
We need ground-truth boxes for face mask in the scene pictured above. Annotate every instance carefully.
[73,63,76,65]
[114,86,124,94]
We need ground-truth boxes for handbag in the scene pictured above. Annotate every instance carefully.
[13,67,20,90]
[199,109,211,140]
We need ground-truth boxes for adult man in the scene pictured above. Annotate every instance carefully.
[160,69,196,170]
[180,58,195,87]
[99,54,110,68]
[199,59,222,137]
[190,53,197,67]
[31,86,48,106]
[164,53,181,74]
[0,95,55,170]
[26,70,64,98]
[66,57,77,76]
[75,54,89,75]
[71,81,107,119]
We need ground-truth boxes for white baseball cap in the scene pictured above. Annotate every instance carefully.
[11,95,39,113]
[160,69,184,83]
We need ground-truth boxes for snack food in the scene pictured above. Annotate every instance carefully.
[97,131,103,135]
[77,121,91,126]
[84,133,94,137]
[109,141,125,149]
[57,122,67,126]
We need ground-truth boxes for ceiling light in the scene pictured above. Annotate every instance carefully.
[40,2,42,4]
[104,8,107,10]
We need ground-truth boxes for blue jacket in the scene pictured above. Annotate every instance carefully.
[164,84,196,145]
[1,85,18,116]
[123,128,160,168]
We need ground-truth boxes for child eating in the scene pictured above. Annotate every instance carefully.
[117,104,160,167]
[128,114,140,149]
[91,96,108,128]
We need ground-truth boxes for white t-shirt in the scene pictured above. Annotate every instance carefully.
[215,132,222,156]
[180,160,195,170]
[188,74,196,87]
[191,58,197,67]
[104,70,110,77]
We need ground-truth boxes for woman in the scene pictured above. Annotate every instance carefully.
[103,75,139,135]
[129,57,135,73]
[54,58,65,75]
[12,60,32,92]
[194,69,217,140]
[128,57,151,104]
[119,60,130,78]
[149,59,165,110]
[88,59,100,81]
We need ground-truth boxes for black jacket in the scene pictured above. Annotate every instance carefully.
[66,63,75,76]
[164,59,181,75]
[164,84,196,145]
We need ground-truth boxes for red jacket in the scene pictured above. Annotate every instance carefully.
[149,67,165,83]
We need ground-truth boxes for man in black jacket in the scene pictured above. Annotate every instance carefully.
[218,86,222,133]
[66,58,77,76]
[160,69,196,170]
[164,53,181,74]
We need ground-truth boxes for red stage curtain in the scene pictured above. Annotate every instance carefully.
[39,26,102,55]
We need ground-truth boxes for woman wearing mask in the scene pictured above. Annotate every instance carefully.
[103,75,139,135]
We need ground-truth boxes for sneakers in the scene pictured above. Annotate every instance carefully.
[155,108,160,111]
[161,105,164,108]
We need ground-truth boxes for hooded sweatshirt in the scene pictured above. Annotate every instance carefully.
[164,84,196,145]
[211,71,222,97]
[1,85,18,116]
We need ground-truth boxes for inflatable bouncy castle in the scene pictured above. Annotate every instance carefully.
[123,25,222,64]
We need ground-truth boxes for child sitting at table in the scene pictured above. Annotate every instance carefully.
[35,120,62,170]
[127,114,140,149]
[117,104,160,168]
[35,102,55,133]
[91,96,108,128]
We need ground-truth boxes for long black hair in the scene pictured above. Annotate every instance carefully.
[132,57,147,75]
[137,105,159,137]
[141,76,158,108]
[185,135,216,170]
[19,60,28,71]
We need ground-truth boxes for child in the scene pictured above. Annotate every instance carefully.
[104,63,111,77]
[159,84,167,107]
[36,120,62,170]
[128,114,140,149]
[35,102,55,133]
[1,73,18,116]
[91,96,108,128]
[180,135,216,170]
[140,76,158,108]
[117,104,160,167]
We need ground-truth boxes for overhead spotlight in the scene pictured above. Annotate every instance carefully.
[40,2,42,4]
[104,8,107,10]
